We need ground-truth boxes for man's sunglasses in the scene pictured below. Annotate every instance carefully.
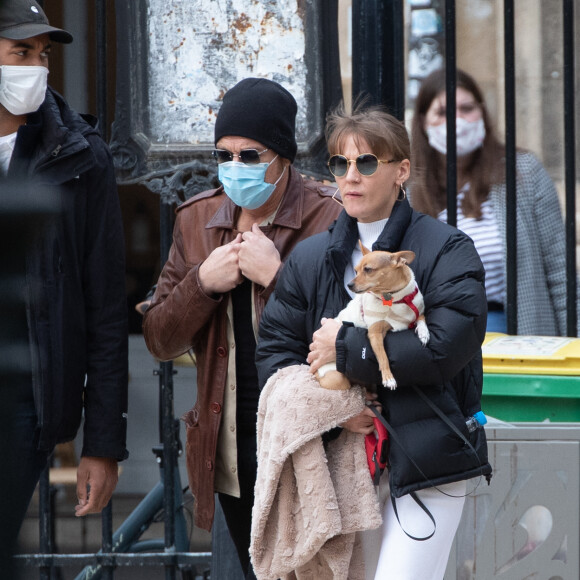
[212,148,269,165]
[327,154,396,177]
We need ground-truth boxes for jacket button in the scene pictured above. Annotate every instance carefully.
[217,346,227,357]
[210,402,222,414]
[205,460,213,470]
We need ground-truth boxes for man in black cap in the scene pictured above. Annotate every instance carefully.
[143,77,342,579]
[0,0,128,561]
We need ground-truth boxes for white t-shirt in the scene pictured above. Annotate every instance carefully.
[0,131,17,176]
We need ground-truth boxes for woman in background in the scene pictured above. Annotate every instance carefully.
[411,68,575,335]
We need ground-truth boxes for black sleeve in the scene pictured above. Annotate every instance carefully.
[255,247,314,388]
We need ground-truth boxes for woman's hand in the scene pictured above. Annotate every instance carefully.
[340,406,376,435]
[341,393,382,435]
[307,317,342,374]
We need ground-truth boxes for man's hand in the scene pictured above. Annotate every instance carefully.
[307,317,342,373]
[75,456,119,517]
[198,234,244,294]
[239,224,281,287]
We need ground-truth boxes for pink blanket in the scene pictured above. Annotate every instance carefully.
[250,365,382,580]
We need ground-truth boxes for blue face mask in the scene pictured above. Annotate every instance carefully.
[218,156,285,210]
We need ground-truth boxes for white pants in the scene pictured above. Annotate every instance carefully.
[364,478,467,580]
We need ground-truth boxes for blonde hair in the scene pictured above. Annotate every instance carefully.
[325,102,411,163]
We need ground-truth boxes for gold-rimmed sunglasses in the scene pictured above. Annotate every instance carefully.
[327,153,396,177]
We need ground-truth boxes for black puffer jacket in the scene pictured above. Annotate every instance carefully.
[11,88,128,460]
[256,197,492,496]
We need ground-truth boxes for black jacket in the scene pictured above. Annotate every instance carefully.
[256,198,492,496]
[10,88,128,460]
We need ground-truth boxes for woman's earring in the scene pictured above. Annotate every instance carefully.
[332,187,344,207]
[397,184,407,201]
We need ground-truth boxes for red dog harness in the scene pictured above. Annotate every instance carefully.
[394,285,420,329]
[380,285,420,329]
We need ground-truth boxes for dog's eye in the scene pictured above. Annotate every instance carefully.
[363,266,374,274]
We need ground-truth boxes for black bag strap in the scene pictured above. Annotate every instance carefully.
[367,404,437,541]
[390,491,436,542]
[367,388,484,541]
[411,385,482,466]
[367,404,440,492]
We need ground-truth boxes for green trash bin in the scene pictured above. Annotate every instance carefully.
[482,333,580,422]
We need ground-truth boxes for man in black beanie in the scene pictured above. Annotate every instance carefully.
[143,77,342,579]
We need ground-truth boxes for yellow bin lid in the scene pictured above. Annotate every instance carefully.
[482,333,580,376]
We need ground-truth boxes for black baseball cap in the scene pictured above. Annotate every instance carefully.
[0,0,73,44]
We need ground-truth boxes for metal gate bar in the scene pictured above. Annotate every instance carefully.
[503,0,518,335]
[444,0,458,227]
[563,0,578,337]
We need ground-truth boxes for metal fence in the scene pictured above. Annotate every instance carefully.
[16,0,579,578]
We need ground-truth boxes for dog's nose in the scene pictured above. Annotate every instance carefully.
[347,280,355,290]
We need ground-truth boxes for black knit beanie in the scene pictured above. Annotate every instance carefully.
[214,78,298,163]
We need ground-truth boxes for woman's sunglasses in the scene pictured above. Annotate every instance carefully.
[327,154,396,177]
[212,148,269,165]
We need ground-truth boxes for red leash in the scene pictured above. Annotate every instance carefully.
[365,417,389,486]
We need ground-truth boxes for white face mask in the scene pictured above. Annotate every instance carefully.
[0,65,48,116]
[426,117,486,157]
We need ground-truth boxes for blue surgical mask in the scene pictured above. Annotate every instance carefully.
[218,155,285,210]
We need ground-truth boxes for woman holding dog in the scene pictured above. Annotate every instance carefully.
[410,67,575,335]
[255,105,492,579]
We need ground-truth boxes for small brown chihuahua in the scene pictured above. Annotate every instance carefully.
[317,246,429,390]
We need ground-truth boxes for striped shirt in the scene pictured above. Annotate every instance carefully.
[439,190,505,304]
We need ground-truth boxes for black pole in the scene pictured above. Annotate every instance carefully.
[351,0,405,118]
[101,503,113,580]
[351,0,382,106]
[38,465,51,580]
[444,0,457,227]
[96,0,108,141]
[382,0,405,120]
[563,0,578,337]
[159,200,177,580]
[504,0,517,335]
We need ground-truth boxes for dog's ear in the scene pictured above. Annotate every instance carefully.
[359,241,371,255]
[392,250,415,266]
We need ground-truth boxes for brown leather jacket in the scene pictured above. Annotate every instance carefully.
[143,166,342,531]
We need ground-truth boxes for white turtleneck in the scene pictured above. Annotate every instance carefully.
[344,218,388,298]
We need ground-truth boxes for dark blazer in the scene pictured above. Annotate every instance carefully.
[256,197,492,496]
[12,88,128,460]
